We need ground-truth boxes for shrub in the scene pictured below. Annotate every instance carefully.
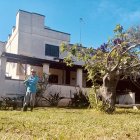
[88,88,104,111]
[42,92,64,106]
[71,88,90,108]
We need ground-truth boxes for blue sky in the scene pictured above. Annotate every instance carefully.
[0,0,140,48]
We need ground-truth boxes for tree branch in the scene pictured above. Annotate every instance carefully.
[106,44,121,71]
[122,43,140,55]
[123,63,140,70]
[111,43,140,71]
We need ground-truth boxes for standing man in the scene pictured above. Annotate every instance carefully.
[23,69,39,111]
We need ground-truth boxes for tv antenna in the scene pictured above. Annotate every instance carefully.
[79,18,84,46]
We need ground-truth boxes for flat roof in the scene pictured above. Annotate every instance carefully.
[44,26,70,35]
[18,9,45,17]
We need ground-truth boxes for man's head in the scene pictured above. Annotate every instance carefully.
[31,69,36,76]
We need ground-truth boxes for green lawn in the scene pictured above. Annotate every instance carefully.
[0,108,140,140]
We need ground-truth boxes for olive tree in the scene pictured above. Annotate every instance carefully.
[60,25,140,113]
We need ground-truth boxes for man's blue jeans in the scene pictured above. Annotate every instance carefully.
[23,92,36,107]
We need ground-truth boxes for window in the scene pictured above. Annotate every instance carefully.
[45,44,59,57]
[49,75,58,84]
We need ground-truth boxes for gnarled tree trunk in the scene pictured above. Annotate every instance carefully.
[98,71,120,113]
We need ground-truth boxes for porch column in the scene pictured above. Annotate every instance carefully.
[0,56,7,95]
[26,64,32,75]
[76,68,83,87]
[129,92,137,110]
[129,92,135,104]
[43,63,50,75]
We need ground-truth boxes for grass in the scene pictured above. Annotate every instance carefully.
[0,107,140,140]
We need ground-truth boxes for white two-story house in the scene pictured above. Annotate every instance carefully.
[0,10,90,102]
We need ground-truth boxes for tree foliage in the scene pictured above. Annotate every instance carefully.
[60,24,140,113]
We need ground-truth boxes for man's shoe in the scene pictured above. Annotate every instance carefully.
[23,105,27,111]
[30,106,33,112]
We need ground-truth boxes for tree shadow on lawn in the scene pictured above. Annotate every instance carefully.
[115,108,140,115]
[2,106,139,115]
[33,106,140,115]
[34,106,88,111]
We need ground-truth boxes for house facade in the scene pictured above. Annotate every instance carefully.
[5,10,88,87]
[0,10,89,104]
[0,10,137,105]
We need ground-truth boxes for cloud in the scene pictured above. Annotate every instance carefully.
[91,0,123,19]
[121,11,140,25]
[91,0,140,26]
[97,0,116,13]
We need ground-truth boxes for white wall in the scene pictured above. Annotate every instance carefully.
[118,92,135,104]
[44,84,83,98]
[0,41,6,95]
[0,57,6,95]
[4,79,26,95]
[0,41,5,54]
[5,27,19,54]
[37,84,88,106]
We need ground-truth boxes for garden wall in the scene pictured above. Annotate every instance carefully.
[4,79,26,96]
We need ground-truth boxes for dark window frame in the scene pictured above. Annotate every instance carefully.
[49,74,58,84]
[45,44,59,57]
